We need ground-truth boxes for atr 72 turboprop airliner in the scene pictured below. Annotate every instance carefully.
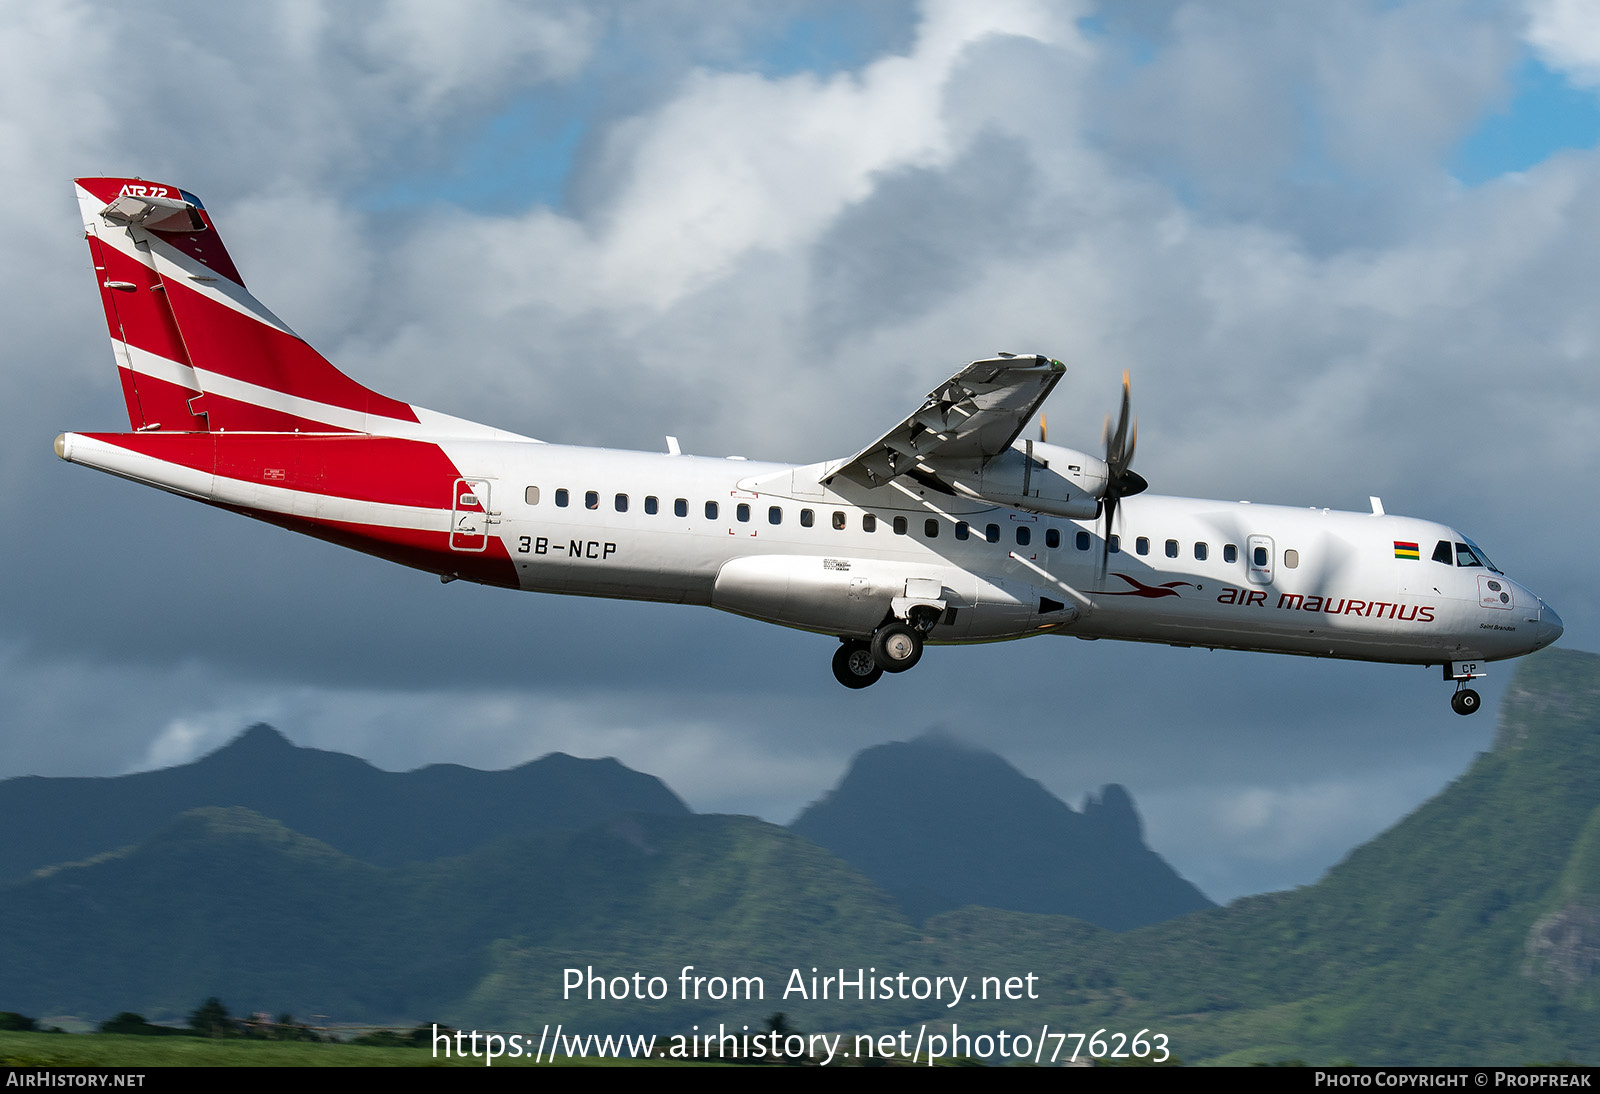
[56,177,1563,713]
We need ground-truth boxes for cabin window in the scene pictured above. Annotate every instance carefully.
[955,522,970,541]
[1076,530,1091,551]
[555,489,569,508]
[1109,534,1121,553]
[585,490,599,510]
[645,496,659,515]
[863,514,877,532]
[769,506,782,525]
[674,498,687,517]
[1433,540,1452,564]
[737,503,750,522]
[1195,542,1208,561]
[1284,549,1299,568]
[614,493,628,513]
[985,523,1000,544]
[525,486,540,505]
[1136,536,1150,556]
[832,511,847,530]
[893,516,907,535]
[1253,545,1269,567]
[1016,526,1031,546]
[801,509,814,527]
[1224,543,1238,563]
[705,501,719,520]
[1046,528,1060,549]
[1165,539,1178,558]
[925,518,939,538]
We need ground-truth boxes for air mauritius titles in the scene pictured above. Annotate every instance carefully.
[1217,587,1437,622]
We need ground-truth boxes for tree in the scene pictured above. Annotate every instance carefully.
[98,1013,172,1036]
[188,997,234,1039]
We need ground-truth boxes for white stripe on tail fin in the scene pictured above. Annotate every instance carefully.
[74,177,528,441]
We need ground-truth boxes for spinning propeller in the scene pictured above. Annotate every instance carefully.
[1099,371,1148,575]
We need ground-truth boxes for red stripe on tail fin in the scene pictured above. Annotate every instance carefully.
[75,177,417,433]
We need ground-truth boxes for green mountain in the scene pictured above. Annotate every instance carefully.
[0,806,917,1032]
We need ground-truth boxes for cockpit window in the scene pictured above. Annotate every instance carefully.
[1462,536,1501,574]
[1433,540,1452,565]
[1454,542,1483,568]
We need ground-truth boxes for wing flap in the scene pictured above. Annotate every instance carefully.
[827,354,1065,488]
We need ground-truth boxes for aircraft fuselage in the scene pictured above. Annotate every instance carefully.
[56,430,1561,668]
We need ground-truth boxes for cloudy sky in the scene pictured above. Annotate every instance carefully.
[4,0,1598,903]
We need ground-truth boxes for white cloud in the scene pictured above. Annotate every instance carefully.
[362,0,598,106]
[1526,0,1600,88]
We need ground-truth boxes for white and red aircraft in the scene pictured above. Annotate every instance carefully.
[57,177,1562,713]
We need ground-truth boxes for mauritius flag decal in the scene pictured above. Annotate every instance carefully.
[1394,541,1420,560]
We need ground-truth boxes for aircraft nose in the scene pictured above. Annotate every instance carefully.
[1539,600,1564,648]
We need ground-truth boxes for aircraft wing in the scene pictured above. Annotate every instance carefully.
[825,354,1065,488]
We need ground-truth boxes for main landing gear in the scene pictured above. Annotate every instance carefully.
[831,615,934,689]
[832,642,882,689]
[1445,661,1484,716]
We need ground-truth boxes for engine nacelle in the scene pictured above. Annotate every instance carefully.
[945,441,1107,519]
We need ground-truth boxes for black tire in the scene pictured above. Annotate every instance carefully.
[871,623,923,673]
[832,642,882,689]
[1452,688,1481,716]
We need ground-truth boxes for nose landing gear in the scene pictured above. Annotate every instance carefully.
[1444,661,1485,716]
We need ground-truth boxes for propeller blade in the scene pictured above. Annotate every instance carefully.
[1100,493,1116,576]
[1099,371,1140,577]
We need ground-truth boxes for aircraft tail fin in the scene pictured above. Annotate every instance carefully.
[75,177,419,435]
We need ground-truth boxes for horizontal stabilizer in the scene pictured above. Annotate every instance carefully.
[99,192,205,234]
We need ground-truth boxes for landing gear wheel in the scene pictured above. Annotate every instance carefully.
[1451,688,1481,716]
[832,642,882,689]
[871,623,923,674]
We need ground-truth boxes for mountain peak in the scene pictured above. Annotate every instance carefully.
[791,735,1211,928]
[0,724,689,884]
[1084,783,1142,843]
[221,723,293,754]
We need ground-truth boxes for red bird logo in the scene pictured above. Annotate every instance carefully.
[1101,573,1195,598]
